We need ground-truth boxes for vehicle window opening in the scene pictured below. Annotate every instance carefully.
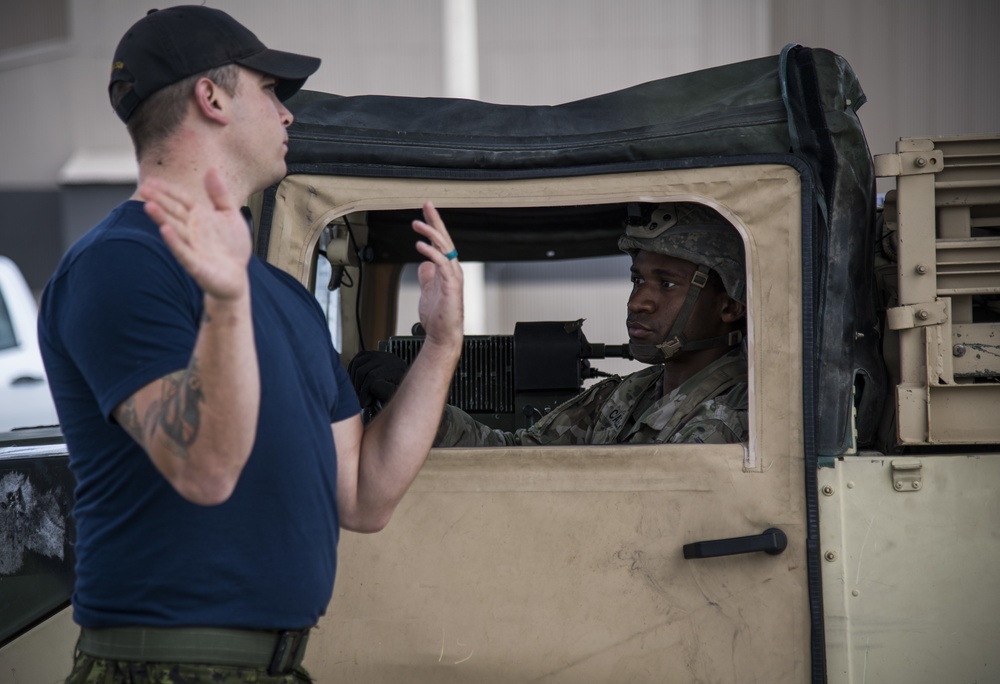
[350,201,752,445]
[315,216,373,352]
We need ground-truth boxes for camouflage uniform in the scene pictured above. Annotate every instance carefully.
[436,347,748,447]
[64,654,312,683]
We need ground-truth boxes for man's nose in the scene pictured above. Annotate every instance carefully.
[627,288,654,312]
[280,101,294,127]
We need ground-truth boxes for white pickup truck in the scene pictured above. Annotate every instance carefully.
[0,255,58,432]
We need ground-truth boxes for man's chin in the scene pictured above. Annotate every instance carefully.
[628,342,666,365]
[273,162,288,183]
[258,165,287,192]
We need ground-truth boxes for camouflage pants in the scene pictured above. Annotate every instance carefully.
[64,653,313,683]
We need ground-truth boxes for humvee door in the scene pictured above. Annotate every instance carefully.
[259,165,810,681]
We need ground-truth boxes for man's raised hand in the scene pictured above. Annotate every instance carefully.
[140,169,251,301]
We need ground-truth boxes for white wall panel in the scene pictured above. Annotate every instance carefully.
[229,0,445,98]
[0,57,74,187]
[478,0,770,104]
[771,0,1000,179]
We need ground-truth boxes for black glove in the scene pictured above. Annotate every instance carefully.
[349,350,410,411]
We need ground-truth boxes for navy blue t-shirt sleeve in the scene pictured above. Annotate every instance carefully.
[60,237,201,421]
[331,347,361,423]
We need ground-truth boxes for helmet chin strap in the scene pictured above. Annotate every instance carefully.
[629,265,743,364]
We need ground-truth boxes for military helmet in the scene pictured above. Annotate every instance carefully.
[618,202,746,304]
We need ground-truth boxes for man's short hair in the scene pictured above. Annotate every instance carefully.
[112,64,239,158]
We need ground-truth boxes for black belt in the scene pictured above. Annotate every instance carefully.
[78,626,311,675]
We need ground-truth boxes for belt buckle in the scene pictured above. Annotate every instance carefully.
[268,629,306,676]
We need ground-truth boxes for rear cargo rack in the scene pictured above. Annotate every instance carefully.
[876,135,1000,444]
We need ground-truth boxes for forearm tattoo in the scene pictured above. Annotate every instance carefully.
[118,360,205,460]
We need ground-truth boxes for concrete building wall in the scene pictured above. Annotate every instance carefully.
[476,1,771,105]
[6,1,995,187]
[770,0,1000,191]
[0,0,996,307]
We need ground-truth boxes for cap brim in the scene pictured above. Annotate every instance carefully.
[237,49,321,101]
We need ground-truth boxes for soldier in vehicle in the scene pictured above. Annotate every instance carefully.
[353,202,749,446]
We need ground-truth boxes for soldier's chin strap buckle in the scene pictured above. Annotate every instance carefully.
[657,336,684,360]
[630,328,742,364]
[655,329,741,360]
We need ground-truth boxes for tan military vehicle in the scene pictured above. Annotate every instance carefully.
[2,45,998,683]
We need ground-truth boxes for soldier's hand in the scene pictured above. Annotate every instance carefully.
[349,351,410,410]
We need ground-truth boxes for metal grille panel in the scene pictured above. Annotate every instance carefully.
[381,335,514,413]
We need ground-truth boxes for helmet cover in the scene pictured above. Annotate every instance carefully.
[618,202,745,304]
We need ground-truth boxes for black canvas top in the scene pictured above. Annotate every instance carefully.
[275,45,884,457]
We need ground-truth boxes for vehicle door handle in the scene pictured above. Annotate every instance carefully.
[683,527,787,559]
[11,375,45,386]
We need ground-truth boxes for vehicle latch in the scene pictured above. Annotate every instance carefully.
[891,459,923,492]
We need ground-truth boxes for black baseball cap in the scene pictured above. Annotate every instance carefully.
[109,5,321,122]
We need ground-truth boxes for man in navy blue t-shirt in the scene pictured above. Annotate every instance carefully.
[39,6,464,681]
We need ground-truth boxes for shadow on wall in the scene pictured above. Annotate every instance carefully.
[0,184,135,294]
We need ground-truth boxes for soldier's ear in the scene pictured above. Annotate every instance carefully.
[719,296,746,323]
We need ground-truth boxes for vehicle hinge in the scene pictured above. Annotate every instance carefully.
[885,299,949,330]
[891,459,923,492]
[873,150,944,178]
